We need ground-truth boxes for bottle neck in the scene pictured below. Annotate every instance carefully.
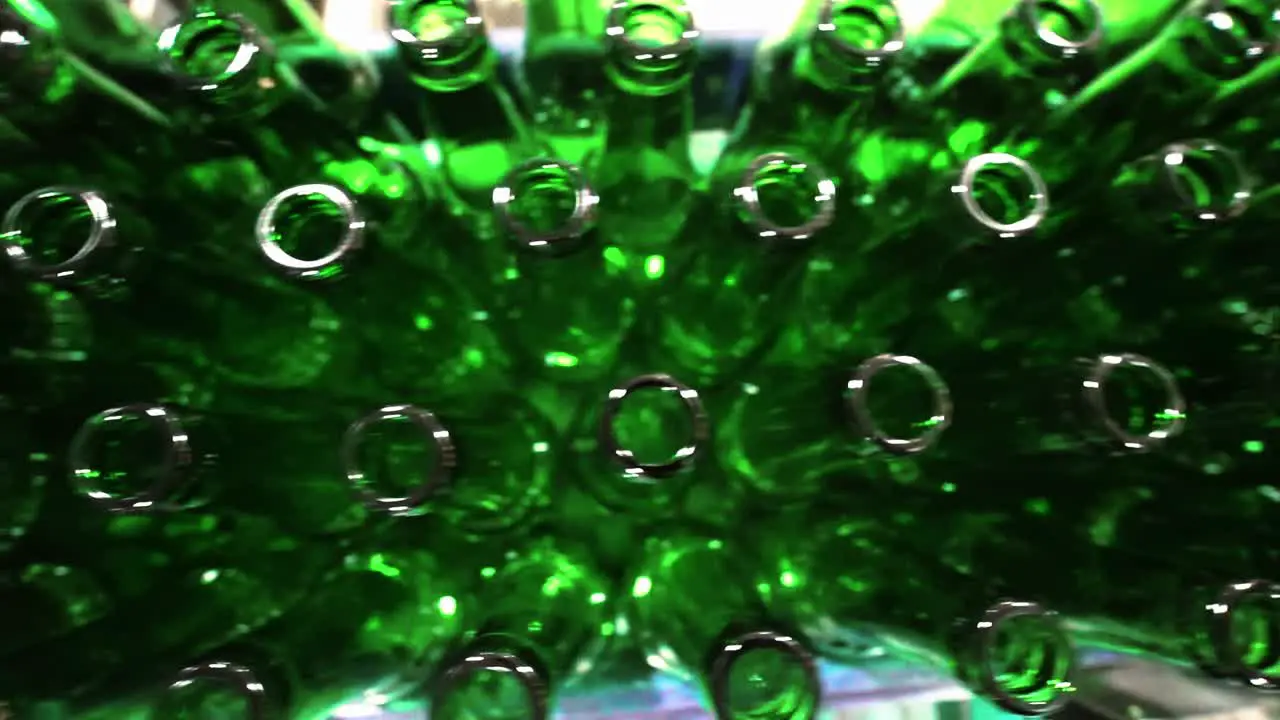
[602,0,699,97]
[1111,138,1254,230]
[494,158,599,256]
[996,0,1105,78]
[705,629,822,720]
[157,9,288,118]
[1,186,125,291]
[254,183,367,282]
[796,0,905,94]
[388,0,496,92]
[67,402,200,514]
[430,646,551,720]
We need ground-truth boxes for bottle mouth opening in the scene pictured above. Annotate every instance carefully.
[1202,580,1280,689]
[157,11,268,97]
[1079,353,1187,452]
[494,158,598,254]
[971,601,1076,716]
[431,651,549,720]
[155,661,268,720]
[816,0,906,60]
[68,403,192,513]
[600,373,708,481]
[953,153,1051,238]
[1,186,116,282]
[1010,0,1105,60]
[341,404,457,516]
[1157,139,1254,222]
[388,0,491,90]
[734,153,837,242]
[255,184,365,280]
[708,630,821,720]
[603,0,700,95]
[845,354,953,456]
[1184,0,1276,77]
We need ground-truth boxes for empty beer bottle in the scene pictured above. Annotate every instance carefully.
[428,538,613,720]
[715,352,953,504]
[732,0,905,161]
[593,0,700,272]
[1042,0,1276,181]
[762,513,1076,716]
[340,397,555,536]
[251,181,510,398]
[657,150,838,384]
[489,157,635,384]
[927,0,1105,156]
[522,0,608,169]
[570,366,711,520]
[625,530,822,720]
[387,0,541,235]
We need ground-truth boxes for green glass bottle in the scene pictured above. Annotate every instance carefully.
[387,0,541,236]
[593,0,700,276]
[428,538,613,720]
[1040,0,1276,181]
[762,514,1077,717]
[155,7,387,185]
[731,0,906,160]
[522,0,609,168]
[625,530,822,720]
[340,397,555,536]
[489,157,636,384]
[714,352,954,504]
[927,0,1105,157]
[656,150,838,385]
[250,181,511,397]
[569,369,711,521]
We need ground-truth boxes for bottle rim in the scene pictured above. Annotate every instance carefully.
[159,661,269,720]
[494,158,599,254]
[967,599,1077,716]
[706,629,822,720]
[1,186,117,283]
[1203,579,1280,689]
[814,0,907,62]
[844,354,953,456]
[1078,353,1187,452]
[430,650,549,720]
[602,0,701,96]
[254,183,367,281]
[1008,0,1106,61]
[1154,138,1254,222]
[68,403,194,514]
[157,10,272,100]
[387,0,493,91]
[734,152,838,242]
[599,372,709,481]
[341,403,458,516]
[953,153,1051,238]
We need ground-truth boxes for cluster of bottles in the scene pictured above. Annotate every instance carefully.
[1,0,1279,717]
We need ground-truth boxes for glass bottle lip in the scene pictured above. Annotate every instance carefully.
[254,183,367,281]
[1181,0,1277,78]
[813,0,907,65]
[952,153,1051,238]
[706,629,822,720]
[599,372,709,481]
[602,0,701,96]
[1203,579,1280,689]
[160,661,269,720]
[341,403,458,517]
[68,403,194,514]
[733,152,837,242]
[1153,138,1254,222]
[157,9,273,103]
[387,0,492,92]
[844,354,953,456]
[430,650,550,720]
[964,600,1077,717]
[1006,0,1106,63]
[494,158,599,254]
[1,186,117,284]
[1077,353,1187,451]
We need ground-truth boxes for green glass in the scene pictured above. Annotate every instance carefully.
[1040,0,1276,181]
[489,157,636,384]
[387,0,541,236]
[569,370,711,520]
[522,0,609,168]
[593,0,700,277]
[625,531,822,720]
[928,0,1106,157]
[657,150,838,384]
[250,181,511,397]
[762,514,1077,717]
[1195,55,1280,174]
[0,561,109,658]
[428,538,613,720]
[339,397,555,536]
